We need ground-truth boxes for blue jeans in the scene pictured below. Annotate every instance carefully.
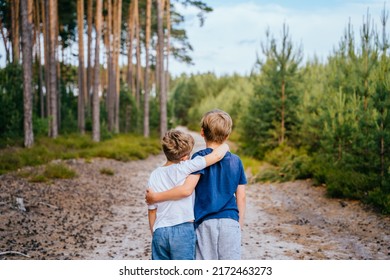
[152,222,196,260]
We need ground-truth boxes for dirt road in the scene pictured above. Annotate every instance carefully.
[1,128,390,260]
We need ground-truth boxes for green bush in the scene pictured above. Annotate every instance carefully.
[366,187,390,214]
[255,144,312,182]
[325,168,372,199]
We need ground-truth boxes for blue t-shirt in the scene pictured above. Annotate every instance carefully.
[192,148,247,228]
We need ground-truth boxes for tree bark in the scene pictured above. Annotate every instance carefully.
[11,0,20,63]
[157,0,167,137]
[134,0,141,107]
[42,0,50,120]
[21,0,34,147]
[165,0,171,114]
[106,0,115,132]
[143,0,151,137]
[35,0,44,118]
[92,0,102,142]
[77,0,86,134]
[127,0,135,95]
[114,0,123,133]
[48,0,58,138]
[86,0,93,112]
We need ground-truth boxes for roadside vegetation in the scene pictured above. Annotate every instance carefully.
[0,134,161,176]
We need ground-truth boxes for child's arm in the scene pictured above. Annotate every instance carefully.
[203,143,229,167]
[148,208,157,235]
[145,144,229,204]
[236,184,246,229]
[146,174,200,204]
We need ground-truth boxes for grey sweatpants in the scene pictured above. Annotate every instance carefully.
[195,218,241,260]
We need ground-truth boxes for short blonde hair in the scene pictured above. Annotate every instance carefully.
[201,109,232,144]
[161,129,195,162]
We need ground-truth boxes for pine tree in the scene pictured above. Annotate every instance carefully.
[243,25,303,158]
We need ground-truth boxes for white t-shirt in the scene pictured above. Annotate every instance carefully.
[147,156,206,232]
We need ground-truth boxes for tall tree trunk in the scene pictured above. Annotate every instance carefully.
[165,0,170,111]
[114,0,123,133]
[77,0,86,134]
[35,0,44,118]
[42,0,50,120]
[92,0,102,142]
[21,0,34,147]
[48,0,58,138]
[11,0,20,63]
[106,0,115,132]
[86,0,93,112]
[157,0,167,137]
[127,0,135,95]
[134,0,141,107]
[143,0,151,137]
[103,1,109,96]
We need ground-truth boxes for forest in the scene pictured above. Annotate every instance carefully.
[0,0,390,214]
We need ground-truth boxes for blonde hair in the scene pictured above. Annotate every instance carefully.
[161,129,195,162]
[201,109,232,144]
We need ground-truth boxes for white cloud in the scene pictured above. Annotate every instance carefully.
[170,0,387,76]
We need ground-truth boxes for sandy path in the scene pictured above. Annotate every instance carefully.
[1,128,390,260]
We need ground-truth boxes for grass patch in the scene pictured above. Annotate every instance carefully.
[100,168,115,176]
[43,163,76,179]
[29,174,49,183]
[239,155,263,176]
[26,163,76,183]
[0,133,161,175]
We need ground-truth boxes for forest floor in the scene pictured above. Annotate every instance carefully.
[1,128,390,260]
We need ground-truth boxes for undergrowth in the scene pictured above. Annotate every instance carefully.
[0,133,161,175]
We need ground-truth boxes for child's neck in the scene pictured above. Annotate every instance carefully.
[206,141,222,149]
[163,160,176,167]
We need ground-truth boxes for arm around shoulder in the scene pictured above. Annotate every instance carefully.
[145,174,201,204]
[203,143,229,167]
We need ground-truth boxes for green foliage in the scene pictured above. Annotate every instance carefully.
[27,163,76,183]
[0,134,161,175]
[238,155,263,179]
[86,134,161,161]
[100,168,115,176]
[0,64,24,138]
[256,145,312,182]
[170,73,253,136]
[119,86,140,133]
[43,163,76,179]
[29,174,49,183]
[241,25,303,158]
[366,187,390,214]
[58,0,77,48]
[170,73,229,126]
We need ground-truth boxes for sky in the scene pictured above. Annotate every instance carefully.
[169,0,387,76]
[0,0,386,77]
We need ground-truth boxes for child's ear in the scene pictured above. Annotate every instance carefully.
[200,128,205,137]
[180,154,190,161]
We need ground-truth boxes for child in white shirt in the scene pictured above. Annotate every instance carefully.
[147,129,228,260]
